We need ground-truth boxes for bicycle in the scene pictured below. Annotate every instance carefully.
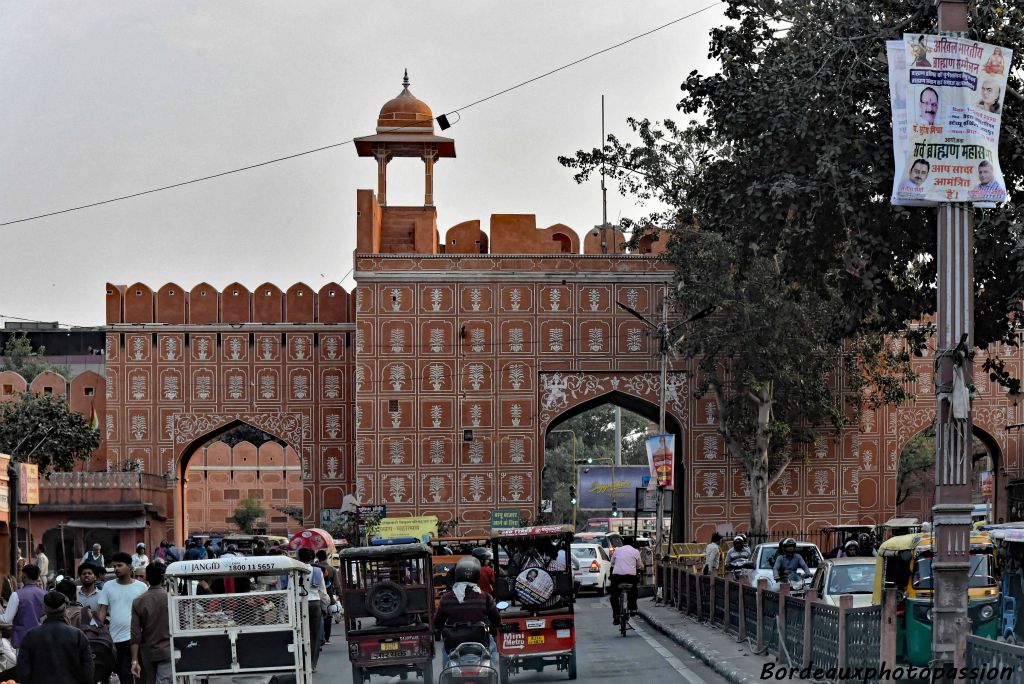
[616,581,637,637]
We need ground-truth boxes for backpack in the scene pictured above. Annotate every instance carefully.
[79,605,115,671]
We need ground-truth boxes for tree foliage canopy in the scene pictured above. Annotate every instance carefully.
[0,391,99,474]
[230,497,265,534]
[560,0,1024,532]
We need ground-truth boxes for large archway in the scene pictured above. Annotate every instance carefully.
[171,414,307,544]
[543,389,686,541]
[896,423,1004,524]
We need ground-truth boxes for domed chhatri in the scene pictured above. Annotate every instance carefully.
[377,69,434,133]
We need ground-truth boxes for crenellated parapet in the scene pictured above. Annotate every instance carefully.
[105,282,352,325]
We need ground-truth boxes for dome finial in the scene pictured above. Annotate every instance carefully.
[402,68,410,89]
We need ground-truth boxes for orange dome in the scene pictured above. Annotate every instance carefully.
[376,70,434,133]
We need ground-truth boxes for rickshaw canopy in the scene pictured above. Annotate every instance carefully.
[287,527,335,552]
[338,542,431,560]
[980,523,1024,542]
[164,556,310,578]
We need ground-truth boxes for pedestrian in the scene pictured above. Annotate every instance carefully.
[183,541,201,561]
[55,578,85,629]
[130,563,172,684]
[472,547,496,596]
[131,544,150,571]
[98,551,148,684]
[200,539,212,559]
[153,541,168,563]
[296,548,326,672]
[83,543,105,571]
[34,545,49,582]
[16,591,94,684]
[77,563,103,612]
[314,550,340,645]
[254,540,268,556]
[703,532,722,575]
[0,564,46,648]
[133,566,148,583]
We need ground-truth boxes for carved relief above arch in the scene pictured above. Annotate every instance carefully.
[537,370,688,429]
[171,412,306,456]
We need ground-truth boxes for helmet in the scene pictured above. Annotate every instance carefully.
[844,539,860,551]
[471,547,493,562]
[780,538,797,551]
[136,543,146,551]
[453,557,482,584]
[733,534,746,545]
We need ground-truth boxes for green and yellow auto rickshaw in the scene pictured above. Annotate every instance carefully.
[873,532,999,666]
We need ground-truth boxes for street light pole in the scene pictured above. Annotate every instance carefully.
[550,429,578,529]
[931,1,974,676]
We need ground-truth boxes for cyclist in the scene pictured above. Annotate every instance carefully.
[772,538,809,584]
[608,534,642,626]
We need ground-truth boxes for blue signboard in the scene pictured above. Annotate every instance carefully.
[577,466,650,511]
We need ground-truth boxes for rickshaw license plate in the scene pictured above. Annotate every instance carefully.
[381,642,399,652]
[527,635,545,645]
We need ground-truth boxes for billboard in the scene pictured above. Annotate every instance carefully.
[889,34,1012,205]
[645,434,675,488]
[19,463,39,506]
[577,465,650,511]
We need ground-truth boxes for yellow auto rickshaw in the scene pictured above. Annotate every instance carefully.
[873,532,999,666]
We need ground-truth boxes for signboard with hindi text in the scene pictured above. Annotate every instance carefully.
[374,515,438,543]
[18,463,39,506]
[889,34,1012,205]
[491,509,521,530]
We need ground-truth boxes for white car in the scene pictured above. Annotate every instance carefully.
[742,542,824,592]
[571,543,612,595]
[808,557,876,608]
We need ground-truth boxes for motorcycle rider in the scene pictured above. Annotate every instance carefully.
[772,538,810,585]
[724,535,751,579]
[837,539,859,558]
[471,547,496,596]
[434,557,501,668]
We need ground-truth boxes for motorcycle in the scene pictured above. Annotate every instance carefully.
[787,569,808,596]
[438,601,508,684]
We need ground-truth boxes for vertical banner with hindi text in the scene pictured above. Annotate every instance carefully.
[891,34,1011,205]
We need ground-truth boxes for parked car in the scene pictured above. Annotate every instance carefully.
[571,543,611,595]
[809,557,876,608]
[743,541,824,591]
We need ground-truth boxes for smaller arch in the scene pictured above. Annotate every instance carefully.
[318,283,349,323]
[0,371,28,402]
[221,282,252,324]
[69,370,104,416]
[30,370,67,397]
[105,283,123,324]
[543,223,579,254]
[285,283,315,322]
[253,282,283,323]
[188,282,218,324]
[123,282,154,323]
[156,283,186,324]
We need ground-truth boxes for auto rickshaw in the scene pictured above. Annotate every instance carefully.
[429,536,490,607]
[164,555,313,684]
[872,532,999,665]
[821,524,878,558]
[980,523,1024,643]
[491,525,577,682]
[338,542,435,684]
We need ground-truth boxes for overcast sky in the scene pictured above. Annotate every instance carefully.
[0,1,725,327]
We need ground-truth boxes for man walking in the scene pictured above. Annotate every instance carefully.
[83,543,105,570]
[0,564,46,648]
[296,548,326,672]
[16,591,94,684]
[77,563,103,612]
[34,545,49,582]
[130,563,172,684]
[315,550,340,645]
[98,551,147,684]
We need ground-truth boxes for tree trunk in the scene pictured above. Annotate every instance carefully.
[749,458,771,538]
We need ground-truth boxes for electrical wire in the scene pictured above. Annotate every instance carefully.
[0,3,720,228]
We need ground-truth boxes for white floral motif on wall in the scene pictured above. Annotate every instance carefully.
[195,375,212,400]
[323,375,340,399]
[130,415,147,440]
[468,442,484,465]
[390,408,402,429]
[227,375,244,400]
[390,288,403,311]
[428,476,445,502]
[429,329,444,353]
[813,469,830,495]
[548,289,562,311]
[509,438,525,464]
[390,365,407,391]
[508,328,524,353]
[326,455,338,479]
[131,336,146,360]
[389,328,406,353]
[428,364,445,391]
[323,336,339,360]
[430,288,443,311]
[508,364,525,390]
[228,337,243,360]
[260,375,276,400]
[626,328,642,353]
[430,405,443,428]
[429,439,444,464]
[703,436,717,460]
[355,330,365,355]
[130,373,147,401]
[469,404,482,427]
[389,478,407,503]
[468,364,485,391]
[509,289,523,311]
[702,472,719,497]
[292,375,309,400]
[625,288,639,310]
[587,328,603,352]
[508,475,525,501]
[470,329,485,353]
[775,471,793,496]
[195,337,211,360]
[510,404,523,427]
[587,289,600,311]
[389,441,405,465]
[163,337,178,360]
[467,475,485,502]
[469,288,483,311]
[292,337,308,360]
[325,414,341,439]
[548,329,564,353]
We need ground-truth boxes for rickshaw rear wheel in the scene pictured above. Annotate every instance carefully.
[499,656,510,684]
[421,660,434,683]
[568,652,577,679]
[351,664,364,683]
[367,580,408,621]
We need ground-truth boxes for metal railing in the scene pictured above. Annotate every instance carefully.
[966,635,1024,684]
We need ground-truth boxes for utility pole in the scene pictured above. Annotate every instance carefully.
[932,0,973,676]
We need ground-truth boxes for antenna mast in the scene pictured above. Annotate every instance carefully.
[601,95,611,253]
